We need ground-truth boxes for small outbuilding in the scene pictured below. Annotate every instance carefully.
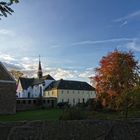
[0,62,16,114]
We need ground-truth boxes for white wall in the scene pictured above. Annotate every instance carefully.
[57,89,96,106]
[44,89,96,106]
[32,84,44,97]
[44,89,58,98]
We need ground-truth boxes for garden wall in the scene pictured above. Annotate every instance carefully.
[0,119,139,140]
[0,82,16,114]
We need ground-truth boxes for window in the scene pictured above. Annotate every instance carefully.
[40,87,42,97]
[28,92,30,98]
[73,98,75,104]
[47,100,50,103]
[48,92,50,96]
[43,100,46,103]
[67,90,69,94]
[67,99,69,103]
[61,90,63,94]
[83,98,85,103]
[62,99,64,102]
[52,91,54,95]
[78,98,80,103]
[73,90,74,93]
[78,91,80,94]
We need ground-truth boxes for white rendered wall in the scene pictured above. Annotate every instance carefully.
[57,90,96,106]
[44,89,96,106]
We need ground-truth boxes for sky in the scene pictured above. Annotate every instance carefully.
[0,0,140,83]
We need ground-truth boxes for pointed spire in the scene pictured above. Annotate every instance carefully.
[37,55,43,79]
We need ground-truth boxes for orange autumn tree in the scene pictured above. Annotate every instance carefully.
[93,50,140,110]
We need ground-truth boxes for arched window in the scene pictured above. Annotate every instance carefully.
[28,92,30,98]
[83,98,85,103]
[40,86,42,97]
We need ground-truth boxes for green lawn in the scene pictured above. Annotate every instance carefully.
[0,108,139,122]
[0,109,63,122]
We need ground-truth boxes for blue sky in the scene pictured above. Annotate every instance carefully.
[0,0,140,82]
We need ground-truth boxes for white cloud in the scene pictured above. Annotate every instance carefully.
[0,53,15,61]
[72,38,135,46]
[114,10,140,22]
[120,21,128,27]
[0,52,94,82]
[0,29,16,36]
[44,68,78,80]
[113,10,140,26]
[3,62,23,71]
[126,41,140,52]
[79,68,94,78]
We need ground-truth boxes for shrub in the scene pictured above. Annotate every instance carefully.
[86,99,103,111]
[76,102,86,109]
[57,102,70,109]
[59,108,87,120]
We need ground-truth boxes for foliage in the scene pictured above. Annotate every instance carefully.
[0,0,19,19]
[76,102,86,108]
[59,108,87,120]
[86,99,103,111]
[132,86,140,110]
[57,102,70,108]
[92,50,140,110]
[10,70,24,82]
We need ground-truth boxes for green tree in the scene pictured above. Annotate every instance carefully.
[0,0,19,19]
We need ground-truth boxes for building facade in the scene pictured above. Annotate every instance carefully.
[16,59,96,107]
[0,62,16,114]
[44,79,96,106]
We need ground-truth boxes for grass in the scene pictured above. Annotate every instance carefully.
[88,110,140,120]
[0,108,139,122]
[0,108,63,122]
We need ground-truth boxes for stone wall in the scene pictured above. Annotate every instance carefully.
[0,82,16,114]
[16,98,57,111]
[0,119,139,140]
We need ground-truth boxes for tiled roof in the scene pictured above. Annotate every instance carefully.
[45,79,95,91]
[42,74,55,80]
[0,62,15,81]
[18,74,54,88]
[32,78,44,85]
[32,75,54,85]
[19,77,34,90]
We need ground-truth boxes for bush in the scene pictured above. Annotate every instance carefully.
[59,108,87,120]
[86,99,103,111]
[57,102,70,109]
[76,102,86,109]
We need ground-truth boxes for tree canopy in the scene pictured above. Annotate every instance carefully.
[10,69,24,82]
[93,50,140,110]
[0,0,19,19]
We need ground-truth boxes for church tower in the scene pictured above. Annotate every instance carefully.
[37,55,43,79]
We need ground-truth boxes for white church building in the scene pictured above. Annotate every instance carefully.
[16,59,96,106]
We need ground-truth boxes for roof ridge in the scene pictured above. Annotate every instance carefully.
[0,61,15,81]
